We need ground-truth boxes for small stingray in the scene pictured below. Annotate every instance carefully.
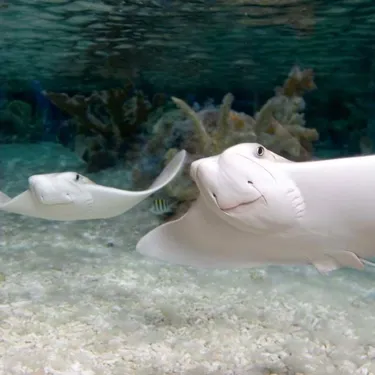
[0,150,186,221]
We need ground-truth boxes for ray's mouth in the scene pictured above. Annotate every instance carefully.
[219,196,264,212]
[195,163,267,213]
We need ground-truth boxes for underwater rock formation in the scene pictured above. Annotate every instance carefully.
[44,81,167,173]
[137,65,319,220]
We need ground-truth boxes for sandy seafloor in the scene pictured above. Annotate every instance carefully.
[1,143,375,375]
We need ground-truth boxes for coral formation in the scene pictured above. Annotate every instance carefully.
[139,65,319,220]
[0,99,44,142]
[44,81,167,172]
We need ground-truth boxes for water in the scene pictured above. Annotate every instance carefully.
[1,1,375,374]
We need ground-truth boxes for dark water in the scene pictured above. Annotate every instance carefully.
[1,0,374,93]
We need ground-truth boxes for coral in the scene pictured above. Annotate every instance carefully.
[141,65,319,219]
[44,81,167,173]
[130,105,188,189]
[168,65,318,162]
[0,99,44,142]
[276,65,316,97]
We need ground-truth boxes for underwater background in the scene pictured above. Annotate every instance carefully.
[1,1,375,374]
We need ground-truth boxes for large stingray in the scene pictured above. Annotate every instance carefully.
[136,143,375,273]
[0,150,186,221]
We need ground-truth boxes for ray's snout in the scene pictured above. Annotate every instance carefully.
[191,152,263,211]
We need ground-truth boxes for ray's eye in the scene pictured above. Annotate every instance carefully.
[75,174,80,181]
[212,193,217,198]
[256,146,265,157]
[247,180,253,184]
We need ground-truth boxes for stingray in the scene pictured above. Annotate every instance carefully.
[136,143,375,274]
[0,150,186,221]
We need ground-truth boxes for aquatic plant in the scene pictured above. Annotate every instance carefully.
[138,65,319,220]
[44,81,167,172]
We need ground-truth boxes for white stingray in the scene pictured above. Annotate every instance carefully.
[0,150,187,221]
[136,143,375,274]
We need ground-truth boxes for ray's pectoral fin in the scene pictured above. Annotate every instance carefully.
[136,197,238,268]
[358,258,375,268]
[313,251,365,275]
[0,191,11,204]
